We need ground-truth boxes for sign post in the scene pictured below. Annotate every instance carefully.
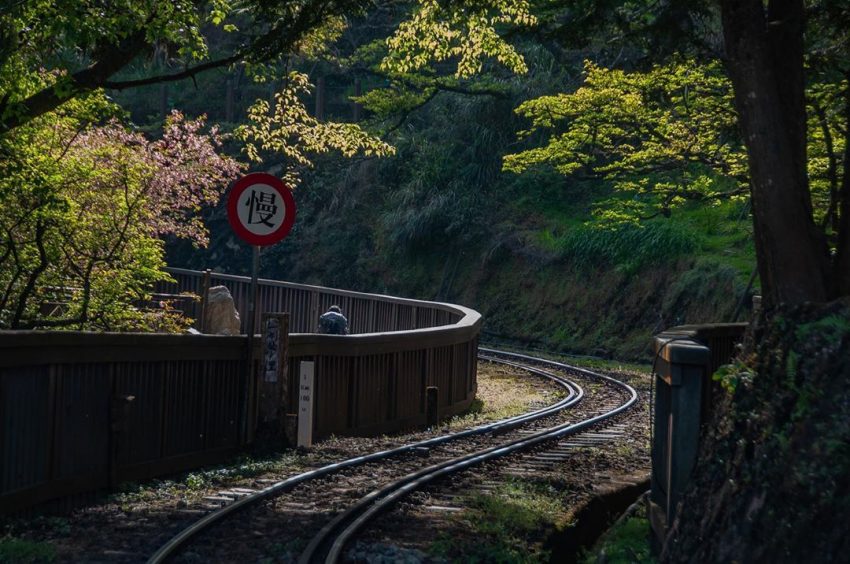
[226,173,297,442]
[298,361,315,448]
[247,246,260,359]
[258,312,290,442]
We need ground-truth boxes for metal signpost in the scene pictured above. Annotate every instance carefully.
[226,173,297,440]
[227,172,297,334]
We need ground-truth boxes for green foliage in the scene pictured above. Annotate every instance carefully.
[468,480,566,534]
[1,0,210,111]
[185,473,207,491]
[0,536,56,563]
[541,220,700,273]
[504,59,748,225]
[794,314,850,348]
[432,478,565,562]
[0,94,240,330]
[382,0,536,78]
[582,516,655,564]
[713,361,755,395]
[236,71,394,187]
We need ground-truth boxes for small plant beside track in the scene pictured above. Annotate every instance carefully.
[431,478,570,562]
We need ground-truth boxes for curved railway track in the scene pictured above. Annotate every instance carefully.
[147,348,637,564]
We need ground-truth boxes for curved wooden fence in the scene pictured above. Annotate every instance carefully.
[0,270,480,514]
[160,267,481,438]
[160,267,465,335]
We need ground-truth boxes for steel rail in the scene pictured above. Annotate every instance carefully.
[301,352,638,564]
[146,353,580,563]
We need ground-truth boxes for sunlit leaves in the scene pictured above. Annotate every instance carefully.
[295,16,348,58]
[381,0,536,78]
[807,78,848,234]
[0,99,241,329]
[504,59,748,224]
[236,72,395,187]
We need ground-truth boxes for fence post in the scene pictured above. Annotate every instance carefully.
[298,360,315,448]
[649,336,710,548]
[199,269,212,332]
[426,386,439,427]
[258,313,290,444]
[309,290,320,331]
[108,394,135,488]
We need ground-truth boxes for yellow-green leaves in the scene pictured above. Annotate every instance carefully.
[295,16,348,58]
[504,59,748,225]
[208,0,231,26]
[381,0,536,79]
[236,72,395,187]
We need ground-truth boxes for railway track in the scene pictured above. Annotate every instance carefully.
[146,348,637,563]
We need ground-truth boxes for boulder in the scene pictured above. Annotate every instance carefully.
[204,285,242,335]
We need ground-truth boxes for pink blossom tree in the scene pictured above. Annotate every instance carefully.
[0,104,242,330]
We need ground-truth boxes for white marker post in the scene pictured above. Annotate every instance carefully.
[297,361,315,448]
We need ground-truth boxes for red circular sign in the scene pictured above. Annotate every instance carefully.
[226,173,296,246]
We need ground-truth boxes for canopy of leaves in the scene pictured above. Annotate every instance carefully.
[381,0,536,78]
[0,0,375,131]
[0,98,241,330]
[503,59,749,224]
[236,71,395,187]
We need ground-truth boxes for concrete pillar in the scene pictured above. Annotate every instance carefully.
[649,337,710,544]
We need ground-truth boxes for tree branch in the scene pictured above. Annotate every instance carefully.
[833,74,850,295]
[103,53,244,90]
[813,100,841,232]
[382,88,439,135]
[358,67,510,99]
[1,29,149,132]
[11,219,49,328]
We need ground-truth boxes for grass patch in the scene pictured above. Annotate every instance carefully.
[0,536,56,563]
[581,516,655,564]
[527,197,754,282]
[430,478,568,562]
[481,343,651,377]
[110,451,308,509]
[551,220,701,274]
[444,362,565,430]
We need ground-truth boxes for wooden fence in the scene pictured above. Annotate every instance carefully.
[1,270,481,514]
[160,268,481,438]
[0,333,251,514]
[158,267,463,335]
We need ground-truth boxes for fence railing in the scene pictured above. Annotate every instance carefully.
[2,269,481,514]
[158,267,463,335]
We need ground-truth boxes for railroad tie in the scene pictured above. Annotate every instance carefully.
[203,496,235,507]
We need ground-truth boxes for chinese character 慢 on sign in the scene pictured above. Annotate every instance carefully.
[244,189,278,227]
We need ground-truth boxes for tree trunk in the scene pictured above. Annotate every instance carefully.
[720,0,830,307]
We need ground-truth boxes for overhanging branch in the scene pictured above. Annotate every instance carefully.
[104,53,244,90]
